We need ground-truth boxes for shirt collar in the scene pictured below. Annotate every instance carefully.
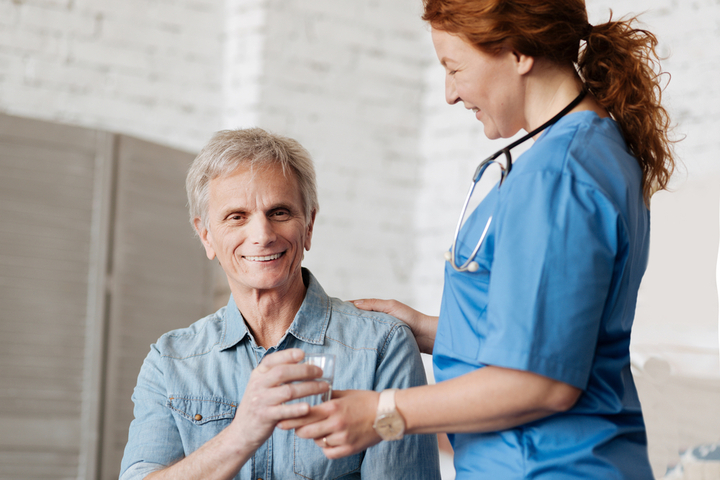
[220,268,331,350]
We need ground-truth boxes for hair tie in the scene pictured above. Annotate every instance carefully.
[581,23,593,41]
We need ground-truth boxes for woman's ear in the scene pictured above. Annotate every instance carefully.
[513,50,534,76]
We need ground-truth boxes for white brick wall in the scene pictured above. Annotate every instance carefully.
[0,0,225,152]
[223,0,267,129]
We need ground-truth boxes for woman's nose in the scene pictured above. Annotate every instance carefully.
[445,75,460,105]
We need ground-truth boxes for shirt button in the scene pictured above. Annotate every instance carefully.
[194,414,202,421]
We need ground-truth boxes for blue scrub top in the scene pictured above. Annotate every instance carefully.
[434,111,654,479]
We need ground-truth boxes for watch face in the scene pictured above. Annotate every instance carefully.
[375,414,404,439]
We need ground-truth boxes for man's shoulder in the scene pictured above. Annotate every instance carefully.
[325,297,415,349]
[152,307,226,360]
[329,297,408,328]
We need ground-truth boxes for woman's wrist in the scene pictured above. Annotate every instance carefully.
[415,316,438,354]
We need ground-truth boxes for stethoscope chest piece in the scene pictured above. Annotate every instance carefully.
[444,251,479,272]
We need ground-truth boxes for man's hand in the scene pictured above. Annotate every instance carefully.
[278,390,381,459]
[226,348,330,449]
[146,348,329,480]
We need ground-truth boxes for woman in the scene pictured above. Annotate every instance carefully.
[281,0,675,477]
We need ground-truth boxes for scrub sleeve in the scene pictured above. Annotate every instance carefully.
[480,166,618,387]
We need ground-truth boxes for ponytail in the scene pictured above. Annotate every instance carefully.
[580,15,676,204]
[422,0,677,204]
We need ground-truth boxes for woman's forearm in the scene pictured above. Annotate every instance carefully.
[285,365,582,460]
[397,366,582,435]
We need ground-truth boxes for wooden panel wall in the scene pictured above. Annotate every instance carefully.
[0,113,213,480]
[0,114,102,479]
[99,135,213,479]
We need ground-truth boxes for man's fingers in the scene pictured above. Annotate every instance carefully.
[270,363,324,385]
[255,348,304,373]
[260,379,329,406]
[252,362,323,391]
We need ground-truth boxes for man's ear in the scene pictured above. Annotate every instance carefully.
[304,210,317,251]
[193,217,216,260]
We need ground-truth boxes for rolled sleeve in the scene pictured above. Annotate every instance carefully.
[120,345,184,478]
[119,461,165,480]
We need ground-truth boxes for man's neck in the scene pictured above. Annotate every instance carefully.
[230,276,308,349]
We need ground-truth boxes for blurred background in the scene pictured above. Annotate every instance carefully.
[1,0,718,479]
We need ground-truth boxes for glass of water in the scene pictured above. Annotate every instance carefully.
[301,353,335,406]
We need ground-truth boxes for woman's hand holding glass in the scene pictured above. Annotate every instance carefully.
[279,390,382,459]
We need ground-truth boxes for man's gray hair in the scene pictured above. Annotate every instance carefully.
[186,128,318,230]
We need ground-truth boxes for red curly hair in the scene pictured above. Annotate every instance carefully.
[423,0,676,204]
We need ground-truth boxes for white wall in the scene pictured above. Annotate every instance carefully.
[0,0,225,151]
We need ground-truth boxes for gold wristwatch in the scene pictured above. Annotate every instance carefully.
[373,388,405,441]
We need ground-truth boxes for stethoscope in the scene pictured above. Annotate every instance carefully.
[444,89,587,273]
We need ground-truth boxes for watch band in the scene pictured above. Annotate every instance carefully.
[377,388,397,414]
[373,388,405,441]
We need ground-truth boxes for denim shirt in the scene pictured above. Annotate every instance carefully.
[120,269,441,480]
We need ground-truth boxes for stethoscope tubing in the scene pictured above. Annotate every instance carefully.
[446,89,588,273]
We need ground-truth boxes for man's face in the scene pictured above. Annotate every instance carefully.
[195,162,314,298]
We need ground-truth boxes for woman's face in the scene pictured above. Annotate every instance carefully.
[431,28,526,140]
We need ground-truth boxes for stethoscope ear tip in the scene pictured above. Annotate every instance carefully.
[468,262,479,272]
[444,251,452,261]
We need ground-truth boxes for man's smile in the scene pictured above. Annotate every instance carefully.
[244,252,285,262]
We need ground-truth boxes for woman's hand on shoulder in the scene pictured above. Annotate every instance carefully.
[351,299,438,354]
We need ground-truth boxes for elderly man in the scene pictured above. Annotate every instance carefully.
[119,128,440,480]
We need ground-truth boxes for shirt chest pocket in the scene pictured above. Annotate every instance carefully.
[168,395,237,450]
[293,436,362,480]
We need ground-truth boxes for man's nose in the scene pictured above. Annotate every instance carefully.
[248,215,276,245]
